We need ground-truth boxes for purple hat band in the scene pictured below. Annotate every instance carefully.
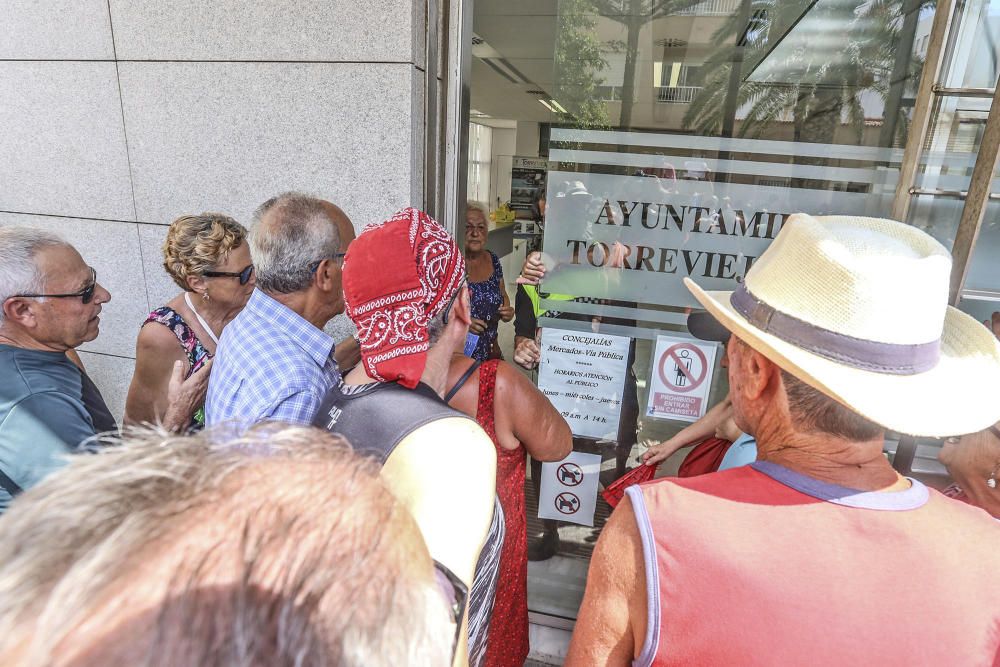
[729,284,941,375]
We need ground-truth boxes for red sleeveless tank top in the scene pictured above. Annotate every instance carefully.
[626,462,1000,666]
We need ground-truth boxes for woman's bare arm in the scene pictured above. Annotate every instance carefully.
[124,325,188,426]
[495,361,572,461]
[641,395,733,466]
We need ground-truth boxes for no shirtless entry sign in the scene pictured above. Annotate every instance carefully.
[646,335,718,422]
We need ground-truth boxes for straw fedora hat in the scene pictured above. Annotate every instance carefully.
[684,213,1000,438]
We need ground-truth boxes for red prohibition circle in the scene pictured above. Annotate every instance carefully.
[557,463,584,487]
[658,343,708,394]
[555,492,581,515]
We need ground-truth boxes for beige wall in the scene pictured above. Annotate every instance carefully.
[0,0,428,420]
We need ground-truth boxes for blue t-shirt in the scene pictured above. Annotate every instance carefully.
[0,345,115,513]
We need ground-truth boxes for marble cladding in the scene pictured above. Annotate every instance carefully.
[108,0,417,63]
[2,4,426,410]
[0,0,114,59]
[118,62,417,229]
[0,62,134,221]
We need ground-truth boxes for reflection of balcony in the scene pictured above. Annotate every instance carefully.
[594,85,701,104]
[656,86,700,103]
[674,0,741,15]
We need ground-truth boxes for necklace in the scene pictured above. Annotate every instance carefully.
[184,292,221,346]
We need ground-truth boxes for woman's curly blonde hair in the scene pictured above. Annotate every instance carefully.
[162,214,247,291]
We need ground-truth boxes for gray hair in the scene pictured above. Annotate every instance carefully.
[465,201,488,219]
[781,369,883,441]
[0,227,70,325]
[0,425,453,667]
[427,310,448,345]
[251,192,340,294]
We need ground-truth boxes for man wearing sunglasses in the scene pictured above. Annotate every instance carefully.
[0,227,206,513]
[207,193,360,428]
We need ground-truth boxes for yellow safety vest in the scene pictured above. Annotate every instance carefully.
[522,284,574,319]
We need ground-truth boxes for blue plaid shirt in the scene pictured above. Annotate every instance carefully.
[206,289,340,428]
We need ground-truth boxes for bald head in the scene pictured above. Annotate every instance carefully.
[0,426,453,667]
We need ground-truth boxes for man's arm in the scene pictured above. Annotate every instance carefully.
[262,389,324,426]
[566,495,648,667]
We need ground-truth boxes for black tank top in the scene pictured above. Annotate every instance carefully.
[313,380,504,667]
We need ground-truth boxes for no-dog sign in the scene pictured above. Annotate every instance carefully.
[646,335,718,422]
[538,451,602,526]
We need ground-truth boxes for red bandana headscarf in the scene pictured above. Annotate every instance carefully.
[342,208,466,389]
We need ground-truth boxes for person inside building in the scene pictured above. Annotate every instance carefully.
[512,248,640,560]
[464,202,513,361]
[567,214,1000,665]
[312,207,502,667]
[125,213,254,430]
[0,425,458,667]
[206,193,360,428]
[938,311,1000,517]
[444,350,572,666]
[0,228,202,513]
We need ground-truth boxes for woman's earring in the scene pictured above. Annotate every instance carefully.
[988,462,999,489]
[202,291,210,302]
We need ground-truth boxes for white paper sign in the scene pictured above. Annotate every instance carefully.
[536,328,630,440]
[646,334,719,422]
[538,451,602,526]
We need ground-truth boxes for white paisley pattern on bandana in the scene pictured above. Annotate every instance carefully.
[344,208,467,387]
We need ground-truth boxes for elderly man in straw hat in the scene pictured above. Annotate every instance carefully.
[567,215,1000,665]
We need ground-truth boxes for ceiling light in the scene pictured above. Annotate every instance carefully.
[538,99,556,112]
[549,99,567,113]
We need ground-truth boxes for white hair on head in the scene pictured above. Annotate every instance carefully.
[251,192,340,294]
[465,201,488,218]
[0,425,453,667]
[0,227,70,325]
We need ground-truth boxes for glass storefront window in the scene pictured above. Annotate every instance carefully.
[462,0,1000,625]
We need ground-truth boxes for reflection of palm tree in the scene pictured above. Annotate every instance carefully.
[683,0,928,146]
[590,0,705,129]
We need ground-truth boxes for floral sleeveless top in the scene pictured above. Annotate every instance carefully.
[468,251,504,361]
[142,306,211,428]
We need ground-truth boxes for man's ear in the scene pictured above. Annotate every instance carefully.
[2,297,37,329]
[745,347,782,401]
[314,259,338,292]
[452,287,473,325]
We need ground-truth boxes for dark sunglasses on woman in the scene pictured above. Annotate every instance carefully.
[203,264,254,285]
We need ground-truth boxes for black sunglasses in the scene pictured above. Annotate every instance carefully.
[203,264,254,285]
[441,276,468,325]
[309,253,348,273]
[13,267,99,304]
[432,560,469,665]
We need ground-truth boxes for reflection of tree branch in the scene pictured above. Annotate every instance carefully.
[682,0,932,146]
[554,0,612,129]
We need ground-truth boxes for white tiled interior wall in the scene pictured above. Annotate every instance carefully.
[0,0,428,421]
